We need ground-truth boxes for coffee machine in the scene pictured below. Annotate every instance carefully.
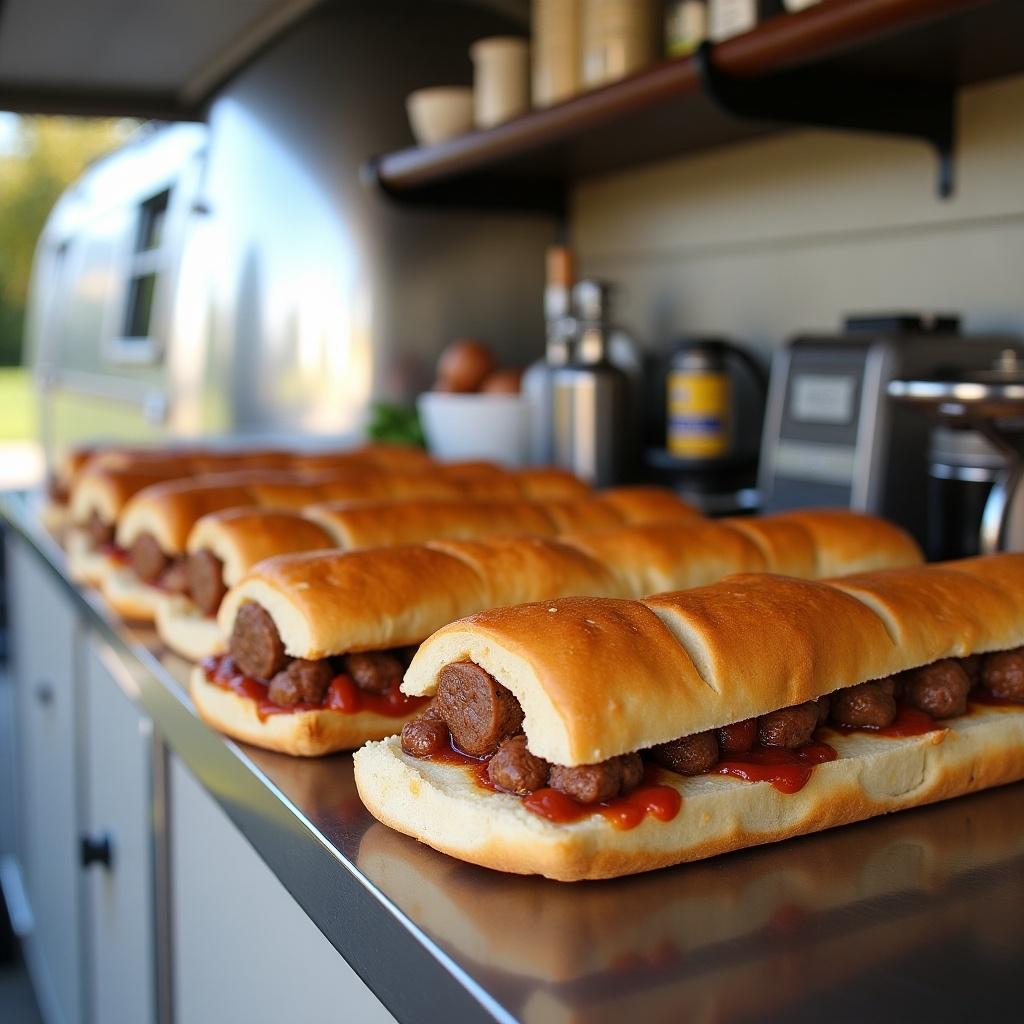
[758,314,1024,545]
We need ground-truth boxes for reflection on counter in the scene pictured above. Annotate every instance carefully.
[358,783,1024,1021]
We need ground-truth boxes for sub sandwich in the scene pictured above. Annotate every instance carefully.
[157,486,699,660]
[192,512,922,756]
[354,553,1024,880]
[49,440,409,534]
[89,463,586,618]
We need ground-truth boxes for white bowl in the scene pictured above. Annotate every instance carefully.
[417,392,528,465]
[406,87,474,146]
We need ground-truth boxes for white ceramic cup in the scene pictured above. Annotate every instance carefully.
[470,36,530,129]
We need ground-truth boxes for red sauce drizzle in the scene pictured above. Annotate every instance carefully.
[523,766,682,831]
[100,543,130,565]
[830,704,940,739]
[970,688,1023,709]
[424,742,682,831]
[715,741,837,794]
[323,673,429,718]
[202,654,427,722]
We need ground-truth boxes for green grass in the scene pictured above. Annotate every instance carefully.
[0,366,35,441]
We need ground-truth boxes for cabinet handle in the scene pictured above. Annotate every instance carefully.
[34,681,54,706]
[80,834,114,870]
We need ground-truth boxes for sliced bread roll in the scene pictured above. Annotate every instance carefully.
[357,555,1024,880]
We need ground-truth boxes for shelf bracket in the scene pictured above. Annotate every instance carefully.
[695,41,956,199]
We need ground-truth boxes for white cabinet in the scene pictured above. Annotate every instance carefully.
[169,755,395,1024]
[80,635,157,1024]
[7,534,84,1024]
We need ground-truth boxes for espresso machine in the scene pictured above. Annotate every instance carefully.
[758,314,1024,551]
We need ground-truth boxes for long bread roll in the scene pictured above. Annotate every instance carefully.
[355,553,1024,880]
[156,486,694,655]
[194,512,921,755]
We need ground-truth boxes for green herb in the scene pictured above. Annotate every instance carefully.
[366,403,426,448]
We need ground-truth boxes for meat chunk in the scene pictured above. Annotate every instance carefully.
[618,752,644,791]
[401,705,450,757]
[229,602,289,681]
[758,702,819,749]
[344,651,404,694]
[159,558,190,595]
[130,532,170,583]
[435,661,524,756]
[487,735,551,794]
[652,731,720,775]
[830,680,897,729]
[549,753,643,804]
[188,549,227,616]
[904,659,970,719]
[718,719,756,754]
[982,647,1024,703]
[86,511,114,547]
[267,659,333,706]
[815,696,831,727]
[960,654,983,690]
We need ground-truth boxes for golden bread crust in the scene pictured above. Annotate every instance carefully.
[597,486,697,525]
[725,516,817,576]
[187,508,335,587]
[560,520,767,598]
[540,498,625,533]
[305,499,556,550]
[218,545,491,658]
[115,472,315,553]
[778,508,922,575]
[403,598,709,764]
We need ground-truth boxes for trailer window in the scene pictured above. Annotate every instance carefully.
[108,188,170,364]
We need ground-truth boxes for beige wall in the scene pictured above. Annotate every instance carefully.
[571,73,1024,359]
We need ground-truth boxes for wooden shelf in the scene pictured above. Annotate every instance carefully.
[365,0,1024,212]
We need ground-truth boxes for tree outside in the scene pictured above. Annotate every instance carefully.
[0,113,135,454]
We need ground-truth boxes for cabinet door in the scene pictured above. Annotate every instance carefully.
[7,535,84,1024]
[81,635,157,1024]
[169,755,395,1024]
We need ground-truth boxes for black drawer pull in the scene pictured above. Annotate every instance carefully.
[80,834,114,870]
[34,681,54,706]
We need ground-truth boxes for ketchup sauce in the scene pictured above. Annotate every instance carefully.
[324,674,429,718]
[829,704,940,739]
[202,656,317,722]
[424,742,682,831]
[715,741,837,794]
[523,766,682,831]
[202,654,427,722]
[100,543,130,565]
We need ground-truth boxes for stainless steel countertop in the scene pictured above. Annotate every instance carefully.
[5,492,1024,1023]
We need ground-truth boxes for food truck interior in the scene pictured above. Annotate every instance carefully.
[1,1,1023,1022]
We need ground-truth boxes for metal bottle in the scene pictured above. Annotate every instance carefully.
[552,280,630,486]
[522,246,576,464]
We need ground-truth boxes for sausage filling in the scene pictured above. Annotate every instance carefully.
[187,549,227,617]
[224,601,413,708]
[402,650,1024,805]
[129,532,189,593]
